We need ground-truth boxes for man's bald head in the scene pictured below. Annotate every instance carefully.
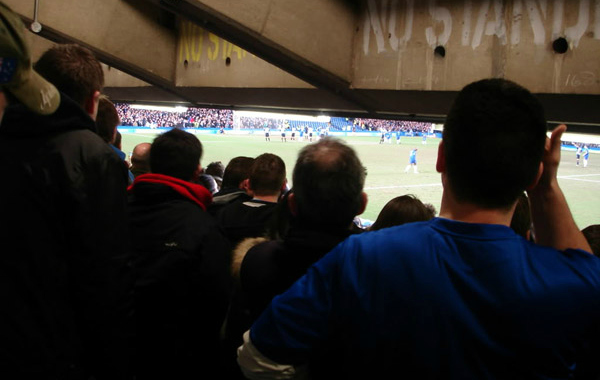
[131,142,151,177]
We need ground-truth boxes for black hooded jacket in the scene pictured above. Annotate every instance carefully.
[0,95,133,379]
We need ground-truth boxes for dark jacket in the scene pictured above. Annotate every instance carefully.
[238,225,356,320]
[127,174,232,379]
[216,198,278,246]
[208,187,252,217]
[0,96,133,379]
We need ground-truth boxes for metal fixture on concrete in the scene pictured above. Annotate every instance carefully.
[30,0,42,33]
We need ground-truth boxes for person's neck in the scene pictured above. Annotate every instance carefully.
[252,194,279,203]
[438,190,515,226]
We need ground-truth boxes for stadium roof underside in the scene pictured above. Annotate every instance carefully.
[7,0,600,133]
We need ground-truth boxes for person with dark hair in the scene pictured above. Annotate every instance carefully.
[34,43,104,118]
[130,142,151,178]
[216,153,286,246]
[238,79,599,379]
[96,95,134,184]
[206,160,225,190]
[197,171,219,194]
[582,224,600,256]
[209,156,255,216]
[0,5,133,379]
[369,194,434,231]
[127,128,231,379]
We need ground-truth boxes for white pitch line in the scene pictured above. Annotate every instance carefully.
[365,183,442,190]
[558,174,600,179]
[558,178,600,184]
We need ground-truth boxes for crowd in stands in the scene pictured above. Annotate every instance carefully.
[3,3,600,380]
[354,118,433,133]
[116,103,234,129]
[114,103,438,134]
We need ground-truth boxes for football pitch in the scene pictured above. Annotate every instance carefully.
[121,132,600,230]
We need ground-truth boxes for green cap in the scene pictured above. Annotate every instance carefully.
[0,2,59,115]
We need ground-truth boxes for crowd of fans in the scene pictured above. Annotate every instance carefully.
[238,116,285,130]
[115,103,234,129]
[2,4,600,380]
[354,118,433,133]
[114,104,437,133]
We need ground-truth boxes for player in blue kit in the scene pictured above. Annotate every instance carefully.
[237,79,599,380]
[583,145,590,167]
[404,148,418,173]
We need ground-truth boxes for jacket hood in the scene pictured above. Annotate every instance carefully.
[129,173,213,211]
[0,91,96,137]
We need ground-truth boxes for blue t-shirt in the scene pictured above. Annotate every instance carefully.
[250,218,600,379]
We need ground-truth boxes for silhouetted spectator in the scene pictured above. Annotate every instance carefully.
[582,224,600,256]
[206,160,225,190]
[128,128,231,379]
[510,192,534,241]
[97,95,134,184]
[369,194,435,231]
[209,156,254,216]
[216,153,286,246]
[130,142,151,178]
[0,7,133,378]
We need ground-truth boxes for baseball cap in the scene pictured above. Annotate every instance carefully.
[0,2,59,115]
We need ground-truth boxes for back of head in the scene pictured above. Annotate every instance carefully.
[150,129,202,181]
[222,156,254,190]
[443,78,547,209]
[582,225,600,256]
[131,142,151,176]
[95,95,119,144]
[249,153,286,196]
[34,44,104,108]
[293,137,366,227]
[205,161,225,179]
[370,194,435,231]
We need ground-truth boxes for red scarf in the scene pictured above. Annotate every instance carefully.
[128,173,212,211]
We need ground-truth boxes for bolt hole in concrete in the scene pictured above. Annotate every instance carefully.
[434,46,446,58]
[553,37,568,54]
[226,57,232,66]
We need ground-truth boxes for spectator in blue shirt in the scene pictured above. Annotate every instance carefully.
[237,79,598,380]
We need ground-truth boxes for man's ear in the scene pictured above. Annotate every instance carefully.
[191,164,202,182]
[86,90,101,121]
[436,141,445,173]
[287,192,298,216]
[526,162,544,191]
[240,178,253,196]
[356,192,368,216]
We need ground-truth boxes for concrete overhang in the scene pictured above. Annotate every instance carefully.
[4,0,600,131]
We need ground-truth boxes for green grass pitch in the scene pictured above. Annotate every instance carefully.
[121,132,600,230]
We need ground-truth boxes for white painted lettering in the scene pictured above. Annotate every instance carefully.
[595,0,600,40]
[552,0,564,40]
[564,0,589,47]
[462,0,473,46]
[364,0,386,54]
[388,0,414,51]
[511,0,523,45]
[525,0,547,45]
[425,0,452,47]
